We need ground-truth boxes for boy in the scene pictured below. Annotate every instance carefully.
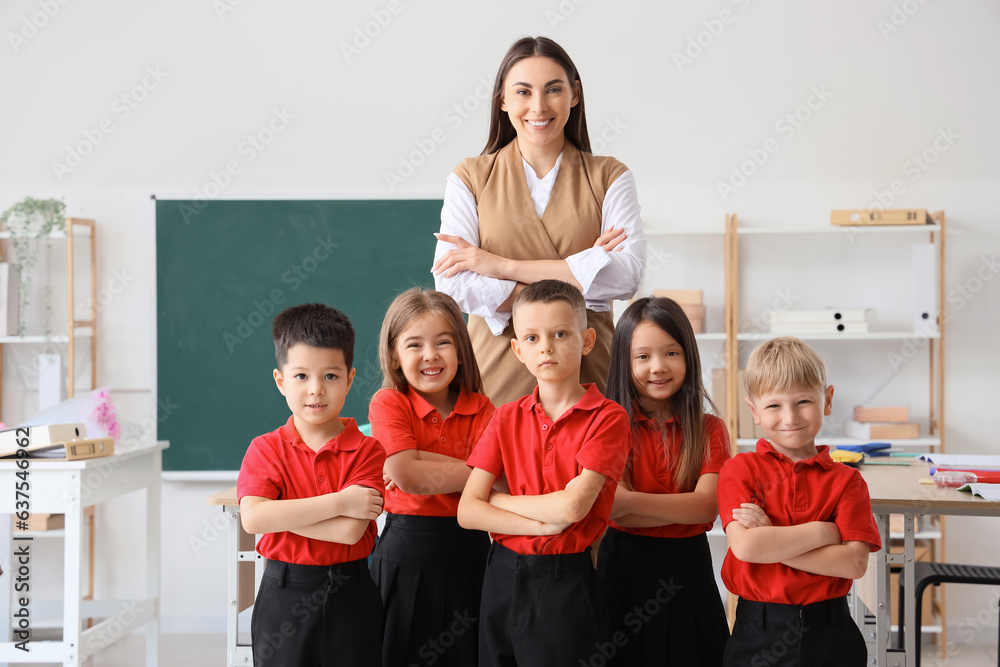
[458,280,630,667]
[237,303,385,666]
[717,337,881,667]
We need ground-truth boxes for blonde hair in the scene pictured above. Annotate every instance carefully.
[744,336,827,398]
[378,288,482,394]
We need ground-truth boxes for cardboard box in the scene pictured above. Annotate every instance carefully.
[831,209,929,227]
[845,421,920,439]
[14,506,94,532]
[711,368,766,440]
[653,289,703,305]
[0,263,18,337]
[854,406,909,423]
[688,317,704,334]
[889,543,934,626]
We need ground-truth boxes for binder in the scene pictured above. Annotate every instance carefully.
[771,308,873,324]
[769,321,869,335]
[912,243,938,333]
[0,423,86,457]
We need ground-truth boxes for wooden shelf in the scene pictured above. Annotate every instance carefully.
[736,331,941,341]
[736,224,941,236]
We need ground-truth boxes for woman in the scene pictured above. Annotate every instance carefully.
[432,36,646,405]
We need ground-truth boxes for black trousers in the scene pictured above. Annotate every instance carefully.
[370,513,490,667]
[479,542,608,667]
[251,558,382,667]
[723,597,868,667]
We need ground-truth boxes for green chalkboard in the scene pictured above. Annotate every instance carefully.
[156,200,441,471]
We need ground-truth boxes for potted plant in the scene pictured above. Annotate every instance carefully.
[0,197,66,336]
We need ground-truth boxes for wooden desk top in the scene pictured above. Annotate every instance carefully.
[208,486,238,506]
[861,462,1000,517]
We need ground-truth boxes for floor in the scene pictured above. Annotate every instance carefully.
[8,634,998,666]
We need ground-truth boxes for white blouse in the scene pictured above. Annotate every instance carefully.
[433,154,647,335]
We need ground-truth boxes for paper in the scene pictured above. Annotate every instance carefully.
[919,454,1000,468]
[957,483,1000,501]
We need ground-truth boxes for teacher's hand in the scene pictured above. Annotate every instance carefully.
[593,228,627,252]
[432,233,508,279]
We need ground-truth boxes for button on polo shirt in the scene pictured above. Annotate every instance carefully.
[717,439,882,605]
[467,384,630,556]
[237,416,386,566]
[369,386,495,517]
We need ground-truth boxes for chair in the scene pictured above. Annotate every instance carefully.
[897,561,1000,666]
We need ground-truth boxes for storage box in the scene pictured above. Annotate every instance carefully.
[653,289,703,305]
[0,263,18,336]
[854,406,909,423]
[831,209,929,227]
[845,421,920,439]
[13,506,94,532]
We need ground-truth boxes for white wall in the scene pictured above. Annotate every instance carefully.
[2,0,998,647]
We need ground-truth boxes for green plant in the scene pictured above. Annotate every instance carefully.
[0,197,66,336]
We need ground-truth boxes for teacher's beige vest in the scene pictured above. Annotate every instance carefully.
[453,138,629,406]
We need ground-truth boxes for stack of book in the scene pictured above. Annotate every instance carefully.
[768,308,874,335]
[653,289,705,333]
[845,406,920,439]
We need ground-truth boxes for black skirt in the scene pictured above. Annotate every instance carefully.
[597,528,730,667]
[369,513,490,667]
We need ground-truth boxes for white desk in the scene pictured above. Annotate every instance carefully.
[856,462,1000,666]
[0,440,167,666]
[207,486,263,667]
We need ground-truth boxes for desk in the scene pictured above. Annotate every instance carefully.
[0,441,166,666]
[856,462,1000,666]
[206,486,263,667]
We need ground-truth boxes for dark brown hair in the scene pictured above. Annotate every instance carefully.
[378,288,482,394]
[511,279,587,332]
[482,36,591,156]
[606,297,717,492]
[273,303,354,369]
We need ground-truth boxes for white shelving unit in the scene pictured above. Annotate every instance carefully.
[0,218,97,423]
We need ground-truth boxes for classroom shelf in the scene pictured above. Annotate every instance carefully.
[735,224,941,236]
[736,331,941,341]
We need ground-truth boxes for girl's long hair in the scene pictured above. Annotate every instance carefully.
[378,288,482,395]
[606,297,717,492]
[482,36,590,156]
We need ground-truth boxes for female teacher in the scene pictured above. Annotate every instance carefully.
[432,36,646,405]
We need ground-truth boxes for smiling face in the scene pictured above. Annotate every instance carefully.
[747,384,835,461]
[630,321,687,420]
[393,311,459,408]
[500,56,579,157]
[274,343,354,441]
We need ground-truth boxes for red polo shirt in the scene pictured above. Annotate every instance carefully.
[717,439,882,604]
[611,412,731,538]
[237,416,386,566]
[369,386,495,516]
[466,384,630,556]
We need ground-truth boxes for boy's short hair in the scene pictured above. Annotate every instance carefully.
[273,303,355,369]
[744,336,827,398]
[511,280,587,331]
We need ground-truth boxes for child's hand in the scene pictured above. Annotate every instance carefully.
[337,485,384,520]
[383,470,397,493]
[732,503,772,529]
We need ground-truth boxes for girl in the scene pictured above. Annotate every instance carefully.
[368,287,495,667]
[596,297,731,666]
[431,35,647,406]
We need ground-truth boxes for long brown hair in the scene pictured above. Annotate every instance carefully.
[482,36,591,156]
[606,298,717,492]
[378,288,482,395]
